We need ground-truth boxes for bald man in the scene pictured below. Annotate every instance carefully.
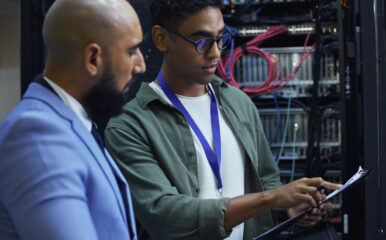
[0,0,145,239]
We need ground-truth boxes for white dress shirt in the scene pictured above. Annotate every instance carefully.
[44,76,92,132]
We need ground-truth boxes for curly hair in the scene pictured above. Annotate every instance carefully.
[150,0,223,29]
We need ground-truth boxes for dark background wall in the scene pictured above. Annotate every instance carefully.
[0,0,20,121]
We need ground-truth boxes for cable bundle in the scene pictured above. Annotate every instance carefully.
[217,26,316,96]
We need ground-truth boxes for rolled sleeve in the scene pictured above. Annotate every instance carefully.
[199,198,231,239]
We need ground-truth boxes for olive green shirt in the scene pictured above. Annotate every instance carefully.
[105,76,282,240]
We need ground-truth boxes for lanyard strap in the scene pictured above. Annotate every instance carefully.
[157,71,222,189]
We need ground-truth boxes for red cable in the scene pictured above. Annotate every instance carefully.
[217,26,316,96]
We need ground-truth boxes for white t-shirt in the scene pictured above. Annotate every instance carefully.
[149,82,245,240]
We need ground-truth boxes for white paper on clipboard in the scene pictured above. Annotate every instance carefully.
[325,166,367,201]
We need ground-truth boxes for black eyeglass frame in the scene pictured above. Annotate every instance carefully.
[164,26,233,55]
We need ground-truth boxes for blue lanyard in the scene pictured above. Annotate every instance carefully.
[157,71,222,189]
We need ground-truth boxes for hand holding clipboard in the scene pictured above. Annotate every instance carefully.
[253,166,372,240]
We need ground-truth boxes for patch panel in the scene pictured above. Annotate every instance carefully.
[259,108,341,159]
[235,24,337,37]
[233,46,339,98]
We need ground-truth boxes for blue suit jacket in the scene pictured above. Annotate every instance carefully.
[0,80,137,240]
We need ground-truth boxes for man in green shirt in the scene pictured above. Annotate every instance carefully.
[105,1,341,239]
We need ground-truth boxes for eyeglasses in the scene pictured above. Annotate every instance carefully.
[164,27,232,55]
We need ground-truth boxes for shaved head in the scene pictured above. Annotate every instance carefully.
[43,0,138,62]
[42,0,146,128]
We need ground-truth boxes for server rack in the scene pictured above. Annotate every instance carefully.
[338,0,364,239]
[221,0,343,238]
[340,0,386,239]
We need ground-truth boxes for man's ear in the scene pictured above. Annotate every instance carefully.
[83,43,102,76]
[152,25,170,53]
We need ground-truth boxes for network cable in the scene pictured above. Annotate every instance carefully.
[269,93,281,146]
[217,26,315,96]
[276,95,292,165]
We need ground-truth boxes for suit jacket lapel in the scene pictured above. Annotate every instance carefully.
[72,120,129,224]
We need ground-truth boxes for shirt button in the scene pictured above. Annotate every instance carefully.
[177,116,185,124]
[188,151,194,157]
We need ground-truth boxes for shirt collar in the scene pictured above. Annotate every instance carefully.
[43,76,92,132]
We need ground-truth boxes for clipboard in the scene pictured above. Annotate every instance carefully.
[253,166,372,240]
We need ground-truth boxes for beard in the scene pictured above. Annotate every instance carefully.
[84,63,131,132]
